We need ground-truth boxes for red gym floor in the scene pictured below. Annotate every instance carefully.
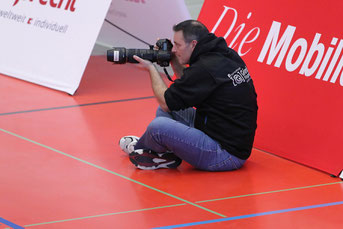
[1,56,342,229]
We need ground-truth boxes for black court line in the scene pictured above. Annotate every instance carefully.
[0,96,155,116]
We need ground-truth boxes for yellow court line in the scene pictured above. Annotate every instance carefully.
[0,128,226,219]
[2,128,341,227]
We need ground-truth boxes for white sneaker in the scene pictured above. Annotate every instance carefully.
[119,136,139,154]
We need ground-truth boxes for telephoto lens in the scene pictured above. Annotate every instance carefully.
[107,39,173,67]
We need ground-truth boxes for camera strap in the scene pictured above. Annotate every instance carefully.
[163,68,174,82]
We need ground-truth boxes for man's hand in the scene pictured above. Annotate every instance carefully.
[133,55,154,70]
[133,55,170,112]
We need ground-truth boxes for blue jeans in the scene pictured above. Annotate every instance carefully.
[135,107,246,171]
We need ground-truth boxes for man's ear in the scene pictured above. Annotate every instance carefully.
[191,40,198,49]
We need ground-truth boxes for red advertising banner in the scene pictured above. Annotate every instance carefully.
[198,0,343,176]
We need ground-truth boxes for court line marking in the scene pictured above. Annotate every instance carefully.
[195,181,343,203]
[0,96,154,116]
[2,128,342,226]
[21,181,342,227]
[153,201,343,229]
[0,217,24,229]
[24,204,186,227]
[0,128,226,218]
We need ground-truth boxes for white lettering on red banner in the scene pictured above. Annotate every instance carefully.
[258,21,343,86]
[211,5,260,56]
[211,4,343,87]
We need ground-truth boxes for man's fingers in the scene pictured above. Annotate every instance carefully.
[133,55,142,62]
[133,55,153,70]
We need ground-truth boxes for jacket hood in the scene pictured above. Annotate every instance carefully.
[189,33,229,65]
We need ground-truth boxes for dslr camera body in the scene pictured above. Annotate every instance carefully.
[107,39,173,67]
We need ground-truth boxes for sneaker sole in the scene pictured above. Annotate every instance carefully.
[129,151,181,170]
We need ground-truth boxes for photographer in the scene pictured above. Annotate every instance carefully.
[119,20,258,171]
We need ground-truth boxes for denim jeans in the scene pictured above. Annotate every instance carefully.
[135,107,246,171]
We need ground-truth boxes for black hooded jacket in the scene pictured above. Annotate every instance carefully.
[164,33,258,160]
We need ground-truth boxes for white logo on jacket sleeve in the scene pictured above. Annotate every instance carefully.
[228,67,251,86]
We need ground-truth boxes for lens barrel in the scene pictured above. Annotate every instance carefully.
[107,48,127,63]
[126,49,156,63]
[107,39,172,67]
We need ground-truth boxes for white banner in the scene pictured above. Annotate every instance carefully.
[0,0,112,94]
[96,0,191,50]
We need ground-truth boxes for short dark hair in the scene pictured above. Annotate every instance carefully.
[173,20,209,43]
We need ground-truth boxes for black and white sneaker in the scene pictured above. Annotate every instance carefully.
[129,149,182,170]
[119,135,139,154]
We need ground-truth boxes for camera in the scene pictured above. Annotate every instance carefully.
[107,39,173,67]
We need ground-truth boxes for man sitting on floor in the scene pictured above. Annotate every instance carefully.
[119,20,258,171]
